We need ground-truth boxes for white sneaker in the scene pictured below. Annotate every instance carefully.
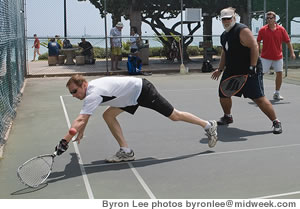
[272,120,282,134]
[205,120,218,148]
[106,149,135,163]
[273,93,284,100]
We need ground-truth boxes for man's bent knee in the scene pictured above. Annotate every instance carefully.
[168,109,180,121]
[103,107,123,121]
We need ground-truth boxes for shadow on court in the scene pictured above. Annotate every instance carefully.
[11,184,48,196]
[45,150,214,186]
[248,99,291,106]
[200,126,272,145]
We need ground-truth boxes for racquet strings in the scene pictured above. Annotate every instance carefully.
[221,75,248,97]
[17,156,53,187]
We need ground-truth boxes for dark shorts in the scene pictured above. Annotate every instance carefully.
[219,72,265,99]
[121,79,174,117]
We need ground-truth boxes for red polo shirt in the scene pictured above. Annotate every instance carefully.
[257,24,290,60]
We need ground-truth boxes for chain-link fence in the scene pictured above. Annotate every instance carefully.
[0,0,26,146]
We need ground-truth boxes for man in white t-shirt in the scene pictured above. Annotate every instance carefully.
[55,75,218,163]
[110,22,123,71]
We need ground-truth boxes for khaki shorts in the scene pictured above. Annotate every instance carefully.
[111,47,122,56]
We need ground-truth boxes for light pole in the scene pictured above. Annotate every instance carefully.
[180,0,183,54]
[104,0,109,73]
[180,0,187,74]
[64,0,67,37]
[285,0,288,76]
[263,0,266,23]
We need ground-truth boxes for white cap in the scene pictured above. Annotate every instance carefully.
[220,8,235,19]
[116,22,123,28]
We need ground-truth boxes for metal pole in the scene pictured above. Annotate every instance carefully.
[23,0,28,77]
[180,0,183,64]
[104,0,109,73]
[285,0,288,77]
[263,0,266,23]
[179,0,187,74]
[64,0,67,37]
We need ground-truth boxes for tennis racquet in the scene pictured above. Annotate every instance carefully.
[220,74,248,97]
[17,151,57,188]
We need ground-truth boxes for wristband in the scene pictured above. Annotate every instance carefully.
[249,66,257,74]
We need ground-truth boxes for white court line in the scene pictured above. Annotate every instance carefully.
[128,162,156,199]
[199,143,300,157]
[84,143,300,169]
[252,190,300,199]
[60,96,95,199]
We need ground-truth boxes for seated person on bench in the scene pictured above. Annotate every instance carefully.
[78,38,95,64]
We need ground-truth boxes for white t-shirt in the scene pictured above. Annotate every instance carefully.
[110,27,122,47]
[130,33,139,49]
[80,77,143,115]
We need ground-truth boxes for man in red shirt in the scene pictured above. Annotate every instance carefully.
[257,11,296,100]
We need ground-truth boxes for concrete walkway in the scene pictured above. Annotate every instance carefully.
[26,57,221,77]
[27,57,300,85]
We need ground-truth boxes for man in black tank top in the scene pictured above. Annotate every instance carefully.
[211,7,282,134]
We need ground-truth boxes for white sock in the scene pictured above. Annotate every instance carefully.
[275,90,280,94]
[204,121,211,130]
[120,147,131,153]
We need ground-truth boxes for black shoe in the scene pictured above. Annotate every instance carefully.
[217,115,233,125]
[272,120,282,134]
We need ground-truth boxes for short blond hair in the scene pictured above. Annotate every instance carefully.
[66,74,87,87]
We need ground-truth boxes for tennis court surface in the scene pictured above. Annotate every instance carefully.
[0,73,300,199]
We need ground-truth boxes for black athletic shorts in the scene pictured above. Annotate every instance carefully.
[121,79,174,117]
[219,71,265,99]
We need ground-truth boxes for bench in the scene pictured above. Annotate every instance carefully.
[48,56,58,66]
[58,55,65,65]
[199,41,218,59]
[205,47,218,56]
[76,56,85,65]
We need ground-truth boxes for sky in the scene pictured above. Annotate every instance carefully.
[26,0,224,38]
[26,0,300,38]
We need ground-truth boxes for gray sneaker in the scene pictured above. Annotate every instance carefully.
[205,120,218,148]
[106,149,135,163]
[273,93,284,100]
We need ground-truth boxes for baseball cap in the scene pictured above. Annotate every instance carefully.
[116,22,123,28]
[220,8,235,19]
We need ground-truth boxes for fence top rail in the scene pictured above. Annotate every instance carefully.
[27,34,225,40]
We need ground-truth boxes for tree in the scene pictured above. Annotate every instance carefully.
[78,0,250,60]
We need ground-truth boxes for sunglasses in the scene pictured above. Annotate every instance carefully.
[267,17,274,20]
[222,17,232,21]
[70,88,78,94]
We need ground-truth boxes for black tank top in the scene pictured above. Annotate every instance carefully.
[221,23,250,75]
